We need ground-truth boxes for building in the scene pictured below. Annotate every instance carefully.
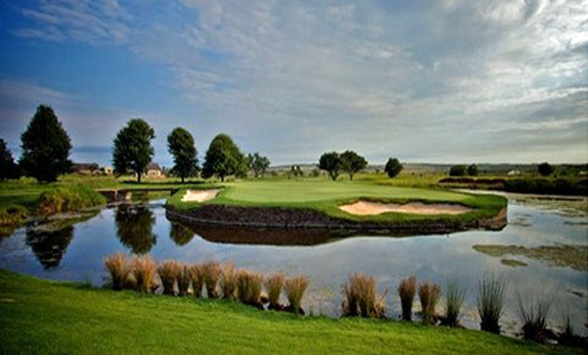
[71,163,99,175]
[101,166,114,175]
[146,163,164,178]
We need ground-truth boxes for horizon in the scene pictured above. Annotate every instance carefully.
[1,1,587,167]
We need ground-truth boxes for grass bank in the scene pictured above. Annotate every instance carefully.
[0,271,573,354]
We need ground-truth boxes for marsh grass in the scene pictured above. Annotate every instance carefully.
[517,291,553,343]
[342,273,386,318]
[418,281,441,324]
[265,273,285,310]
[220,263,237,300]
[236,270,263,307]
[104,253,130,291]
[177,264,191,296]
[443,277,467,327]
[285,276,309,315]
[157,260,182,295]
[189,264,204,297]
[398,276,417,321]
[131,256,158,293]
[202,261,221,298]
[477,273,507,333]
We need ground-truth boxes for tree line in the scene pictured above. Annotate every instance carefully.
[317,151,402,180]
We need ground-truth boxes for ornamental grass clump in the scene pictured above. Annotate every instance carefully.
[104,253,130,291]
[220,263,237,300]
[236,270,263,307]
[131,256,158,293]
[285,275,309,315]
[342,273,385,318]
[517,291,553,343]
[477,273,508,333]
[418,281,441,324]
[189,264,205,297]
[202,261,221,298]
[398,276,417,321]
[157,260,182,295]
[265,273,285,310]
[442,277,467,327]
[177,264,191,296]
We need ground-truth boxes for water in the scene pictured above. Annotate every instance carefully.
[1,194,586,335]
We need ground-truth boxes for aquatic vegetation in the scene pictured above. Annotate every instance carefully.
[285,275,309,315]
[477,273,507,333]
[189,264,205,297]
[517,291,553,343]
[342,273,386,318]
[219,263,237,300]
[131,256,158,293]
[398,276,417,321]
[235,270,263,307]
[157,260,182,295]
[104,253,130,291]
[418,281,441,324]
[177,264,191,296]
[202,261,221,298]
[442,278,466,327]
[265,273,285,310]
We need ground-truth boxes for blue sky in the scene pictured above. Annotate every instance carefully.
[0,0,586,167]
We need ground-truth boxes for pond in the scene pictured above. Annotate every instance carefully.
[1,192,586,335]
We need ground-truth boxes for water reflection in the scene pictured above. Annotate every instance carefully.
[25,226,74,270]
[115,205,157,254]
[169,223,195,246]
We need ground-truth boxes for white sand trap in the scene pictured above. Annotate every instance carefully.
[339,201,472,216]
[181,189,220,203]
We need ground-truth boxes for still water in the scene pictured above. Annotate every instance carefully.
[1,193,586,335]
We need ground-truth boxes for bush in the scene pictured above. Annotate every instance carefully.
[467,164,478,176]
[202,261,221,298]
[538,162,553,176]
[37,185,107,215]
[517,291,553,343]
[477,273,507,333]
[0,205,27,226]
[131,256,158,293]
[385,158,402,178]
[398,276,417,321]
[220,263,237,300]
[104,253,130,291]
[449,165,467,177]
[189,264,205,297]
[236,270,263,307]
[285,276,309,315]
[418,281,441,324]
[443,278,466,327]
[265,273,285,310]
[157,260,182,295]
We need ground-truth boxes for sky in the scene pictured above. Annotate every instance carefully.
[0,0,586,167]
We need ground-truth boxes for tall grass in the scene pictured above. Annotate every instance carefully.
[517,291,553,343]
[398,276,417,321]
[265,273,285,310]
[342,273,386,318]
[236,270,263,306]
[131,256,158,293]
[418,281,441,324]
[202,261,221,298]
[477,273,507,333]
[285,276,309,315]
[104,253,130,291]
[220,263,237,300]
[443,277,467,327]
[157,260,182,295]
[37,185,107,215]
[177,264,191,296]
[189,264,204,297]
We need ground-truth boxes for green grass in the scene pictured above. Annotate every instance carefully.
[0,270,574,354]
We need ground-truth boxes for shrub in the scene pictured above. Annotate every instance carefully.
[37,185,107,215]
[517,291,553,343]
[177,264,191,296]
[449,165,467,177]
[398,276,417,321]
[104,253,130,291]
[477,273,507,333]
[443,278,466,327]
[131,256,158,293]
[0,205,27,226]
[538,162,553,176]
[202,261,221,298]
[418,281,441,324]
[385,158,403,178]
[265,273,285,310]
[467,164,478,176]
[189,264,205,297]
[236,270,263,307]
[157,260,182,295]
[285,276,309,315]
[220,263,237,300]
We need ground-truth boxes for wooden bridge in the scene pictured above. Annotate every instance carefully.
[96,187,181,202]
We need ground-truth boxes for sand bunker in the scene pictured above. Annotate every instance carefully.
[339,201,472,216]
[181,189,220,203]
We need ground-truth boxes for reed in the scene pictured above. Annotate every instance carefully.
[104,253,130,291]
[418,281,441,324]
[443,277,466,327]
[189,264,204,297]
[398,276,417,321]
[157,260,182,295]
[477,273,507,333]
[517,291,553,343]
[285,275,309,315]
[236,270,263,306]
[220,263,237,300]
[202,261,221,298]
[177,264,191,296]
[265,273,285,309]
[131,256,158,293]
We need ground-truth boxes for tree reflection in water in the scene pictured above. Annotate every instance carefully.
[115,204,157,254]
[26,226,74,270]
[169,222,194,246]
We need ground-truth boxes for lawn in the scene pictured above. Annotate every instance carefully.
[0,271,573,354]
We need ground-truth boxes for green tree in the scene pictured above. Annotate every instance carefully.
[112,119,155,183]
[340,150,367,181]
[0,138,19,180]
[202,134,246,182]
[449,165,467,176]
[318,152,342,181]
[247,152,271,178]
[537,162,553,177]
[384,158,403,178]
[19,105,72,182]
[167,127,198,183]
[467,164,479,176]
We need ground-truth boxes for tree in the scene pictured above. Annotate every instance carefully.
[19,105,72,182]
[340,150,367,180]
[202,134,247,182]
[167,127,198,183]
[538,162,553,177]
[449,165,467,176]
[112,119,155,183]
[384,158,403,178]
[0,138,19,180]
[467,164,479,176]
[318,152,342,181]
[247,152,271,178]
